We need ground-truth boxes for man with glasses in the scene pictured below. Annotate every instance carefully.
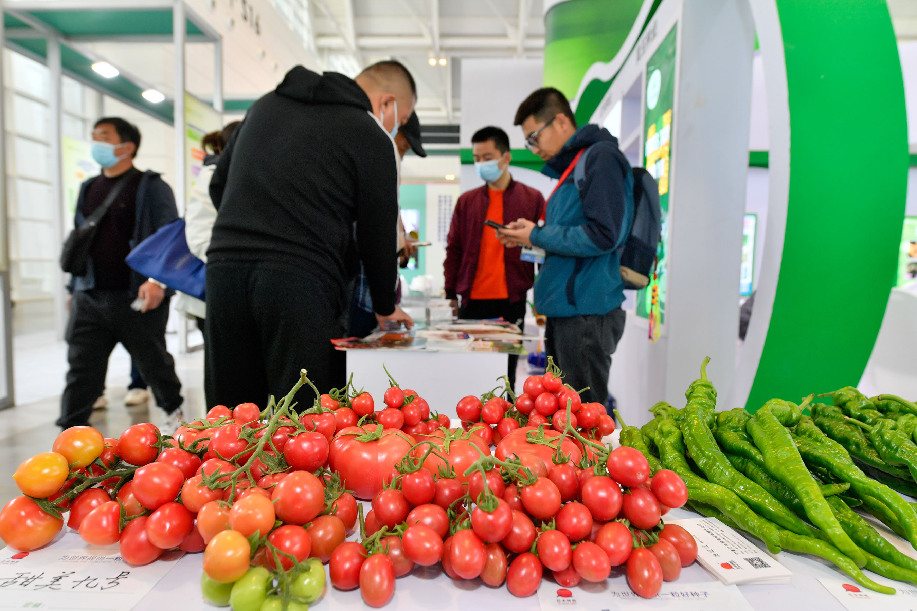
[498,88,633,410]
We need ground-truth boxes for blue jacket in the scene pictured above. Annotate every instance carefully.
[529,125,633,318]
[69,170,179,294]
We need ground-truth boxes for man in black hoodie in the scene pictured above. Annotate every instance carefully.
[205,60,416,407]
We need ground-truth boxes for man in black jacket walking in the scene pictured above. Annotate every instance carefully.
[205,60,416,407]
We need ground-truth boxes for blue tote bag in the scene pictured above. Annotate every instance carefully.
[126,218,206,300]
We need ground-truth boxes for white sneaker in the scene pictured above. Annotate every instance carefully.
[125,388,151,405]
[161,409,184,436]
[92,395,109,410]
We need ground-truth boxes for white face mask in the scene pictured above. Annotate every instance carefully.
[378,100,399,140]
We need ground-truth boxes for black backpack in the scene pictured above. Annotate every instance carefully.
[574,146,662,290]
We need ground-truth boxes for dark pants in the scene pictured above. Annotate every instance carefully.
[545,308,626,407]
[129,361,146,390]
[58,290,183,428]
[205,262,347,410]
[458,298,526,392]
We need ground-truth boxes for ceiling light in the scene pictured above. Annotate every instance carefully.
[428,57,437,66]
[445,174,455,181]
[142,89,165,104]
[438,57,447,66]
[91,61,119,79]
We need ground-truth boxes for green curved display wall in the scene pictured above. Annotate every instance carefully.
[745,0,908,409]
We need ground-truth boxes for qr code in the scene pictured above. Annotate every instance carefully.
[745,556,770,569]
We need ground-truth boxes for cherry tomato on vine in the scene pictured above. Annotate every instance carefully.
[580,475,623,522]
[573,541,611,582]
[595,521,634,566]
[307,515,347,563]
[203,529,251,583]
[67,488,110,530]
[13,452,70,499]
[622,487,662,530]
[506,552,542,597]
[132,462,184,510]
[372,489,410,529]
[146,501,193,549]
[331,491,358,533]
[377,407,404,430]
[359,553,395,607]
[79,501,122,546]
[196,501,230,543]
[449,529,486,579]
[0,496,63,551]
[267,525,312,570]
[351,392,375,417]
[470,498,513,543]
[272,470,325,525]
[383,386,405,409]
[627,547,663,598]
[232,402,260,424]
[520,477,561,520]
[651,469,689,509]
[329,541,366,590]
[118,423,161,466]
[659,523,698,566]
[536,529,572,572]
[556,501,594,542]
[402,524,443,566]
[382,535,414,576]
[650,538,682,581]
[401,468,436,506]
[284,432,330,472]
[406,503,449,539]
[228,493,275,538]
[501,510,536,554]
[607,446,650,488]
[53,426,104,468]
[456,395,483,422]
[481,542,508,587]
[119,516,163,566]
[522,376,545,398]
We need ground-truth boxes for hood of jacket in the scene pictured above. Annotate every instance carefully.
[543,124,620,179]
[275,65,372,112]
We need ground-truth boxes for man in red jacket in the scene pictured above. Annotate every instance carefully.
[444,126,545,390]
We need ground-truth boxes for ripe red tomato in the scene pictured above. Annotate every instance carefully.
[400,468,436,506]
[622,487,661,529]
[320,394,340,411]
[627,547,663,598]
[496,417,521,440]
[522,376,545,398]
[331,491,358,533]
[470,498,513,543]
[372,489,410,529]
[0,496,63,551]
[156,447,202,479]
[382,535,414,576]
[329,426,414,499]
[402,524,443,566]
[481,542,508,587]
[412,431,489,485]
[284,432,330,472]
[553,564,582,587]
[555,388,582,414]
[651,469,688,509]
[454,395,482,423]
[659,523,698,566]
[333,408,359,434]
[449,529,486,579]
[132,462,184,510]
[534,392,558,416]
[53,426,105,468]
[650,538,682,581]
[377,407,404,430]
[520,477,562,520]
[548,462,580,503]
[351,392,375,417]
[118,423,161,466]
[481,398,504,425]
[79,501,122,545]
[595,521,634,566]
[536,529,572,571]
[272,470,325,525]
[580,475,623,521]
[467,423,494,446]
[196,501,230,543]
[67,488,110,530]
[330,541,366,590]
[119,516,163,566]
[180,475,222,513]
[146,501,193,549]
[501,510,536,553]
[178,523,205,553]
[556,501,594,542]
[506,552,542,597]
[267,525,312,570]
[383,386,405,409]
[115,481,145,517]
[206,405,232,422]
[433,477,467,510]
[402,402,422,426]
[406,503,449,539]
[573,541,611,582]
[468,469,505,502]
[307,515,346,562]
[231,402,259,424]
[597,414,616,437]
[359,553,396,607]
[495,426,583,472]
[300,412,337,442]
[607,446,651,488]
[228,493,275,538]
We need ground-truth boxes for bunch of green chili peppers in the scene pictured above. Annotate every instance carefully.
[616,358,917,595]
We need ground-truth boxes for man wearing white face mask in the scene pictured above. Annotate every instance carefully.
[444,126,545,390]
[58,117,184,431]
[205,60,417,407]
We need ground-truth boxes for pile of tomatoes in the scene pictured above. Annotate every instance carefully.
[0,367,698,609]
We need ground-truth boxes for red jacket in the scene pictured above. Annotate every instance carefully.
[444,178,545,303]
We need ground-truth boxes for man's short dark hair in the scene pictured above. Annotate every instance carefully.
[514,87,577,129]
[359,59,417,97]
[471,126,510,154]
[94,117,141,157]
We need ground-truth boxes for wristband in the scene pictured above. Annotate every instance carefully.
[147,278,167,289]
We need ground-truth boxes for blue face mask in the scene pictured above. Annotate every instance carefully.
[379,100,399,140]
[475,159,503,183]
[91,142,125,168]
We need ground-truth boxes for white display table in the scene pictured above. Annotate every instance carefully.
[345,350,510,421]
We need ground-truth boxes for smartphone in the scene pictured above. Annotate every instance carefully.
[484,219,507,230]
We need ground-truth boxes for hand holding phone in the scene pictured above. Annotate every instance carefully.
[484,219,507,230]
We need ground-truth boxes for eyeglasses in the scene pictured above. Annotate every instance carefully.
[524,116,555,150]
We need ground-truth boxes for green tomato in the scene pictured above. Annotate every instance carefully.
[230,566,271,611]
[260,596,308,611]
[290,560,326,604]
[200,572,234,606]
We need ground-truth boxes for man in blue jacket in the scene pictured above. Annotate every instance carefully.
[499,88,633,408]
[59,117,184,431]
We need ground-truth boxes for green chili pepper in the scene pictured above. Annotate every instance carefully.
[824,387,886,425]
[855,494,908,540]
[848,418,917,482]
[810,404,908,478]
[680,361,816,537]
[649,401,682,422]
[861,551,917,588]
[650,419,783,554]
[826,495,917,575]
[874,394,917,416]
[746,399,866,566]
[857,462,917,497]
[689,492,894,595]
[614,410,662,474]
[792,418,917,551]
[894,414,917,440]
[713,409,766,468]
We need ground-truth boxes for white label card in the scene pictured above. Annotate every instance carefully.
[537,579,754,611]
[819,577,917,611]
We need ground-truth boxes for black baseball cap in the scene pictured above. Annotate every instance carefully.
[401,112,427,157]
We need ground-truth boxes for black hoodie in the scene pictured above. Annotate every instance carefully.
[207,66,399,315]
